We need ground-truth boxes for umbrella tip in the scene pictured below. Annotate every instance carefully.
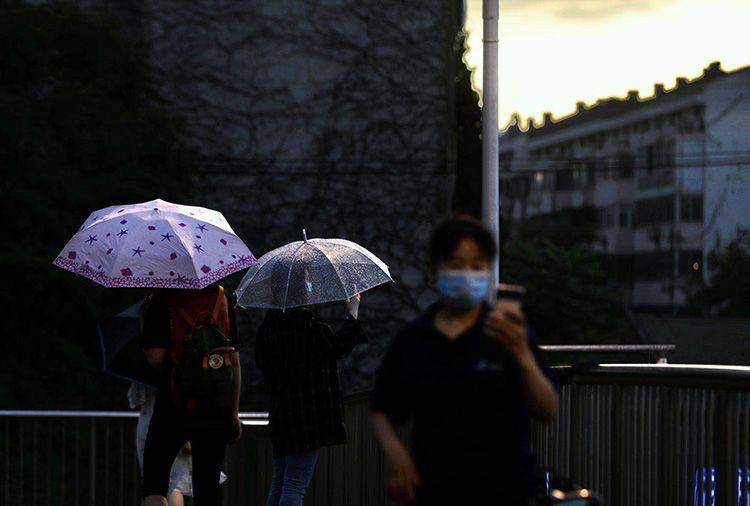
[302,229,308,242]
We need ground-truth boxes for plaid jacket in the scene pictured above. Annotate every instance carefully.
[254,307,367,457]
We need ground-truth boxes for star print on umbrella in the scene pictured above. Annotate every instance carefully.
[53,198,256,289]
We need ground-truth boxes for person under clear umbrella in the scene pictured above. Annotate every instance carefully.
[254,264,367,506]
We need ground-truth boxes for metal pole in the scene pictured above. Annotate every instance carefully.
[482,0,500,295]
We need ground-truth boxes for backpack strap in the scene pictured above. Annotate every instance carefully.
[171,286,224,327]
[211,286,225,323]
[173,304,196,328]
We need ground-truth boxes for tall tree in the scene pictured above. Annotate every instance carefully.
[451,27,483,218]
[0,1,195,408]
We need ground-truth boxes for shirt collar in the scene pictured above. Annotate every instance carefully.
[415,302,491,335]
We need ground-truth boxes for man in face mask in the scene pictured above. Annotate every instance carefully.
[370,216,559,505]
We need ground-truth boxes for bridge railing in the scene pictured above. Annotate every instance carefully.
[2,362,749,505]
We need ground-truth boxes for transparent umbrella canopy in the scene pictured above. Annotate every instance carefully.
[235,231,392,310]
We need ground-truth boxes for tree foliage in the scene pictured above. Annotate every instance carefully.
[451,27,482,218]
[688,229,750,316]
[502,238,623,343]
[501,208,624,343]
[0,1,195,408]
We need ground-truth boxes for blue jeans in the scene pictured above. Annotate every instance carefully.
[266,450,319,506]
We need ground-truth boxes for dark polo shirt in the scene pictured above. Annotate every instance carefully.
[371,304,556,503]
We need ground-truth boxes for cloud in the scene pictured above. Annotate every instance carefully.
[500,0,675,22]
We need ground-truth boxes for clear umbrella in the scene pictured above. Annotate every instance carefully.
[235,230,392,309]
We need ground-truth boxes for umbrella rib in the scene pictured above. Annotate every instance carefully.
[308,242,350,300]
[282,241,307,310]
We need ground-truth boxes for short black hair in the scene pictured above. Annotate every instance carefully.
[428,216,497,269]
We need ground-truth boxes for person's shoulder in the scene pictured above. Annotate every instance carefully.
[393,307,436,345]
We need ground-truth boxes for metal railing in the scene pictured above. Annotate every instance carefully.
[2,364,749,505]
[540,344,676,353]
[0,411,267,506]
[534,364,750,506]
[540,343,677,364]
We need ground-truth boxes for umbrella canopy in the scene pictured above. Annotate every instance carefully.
[53,199,255,289]
[98,299,161,387]
[235,231,392,310]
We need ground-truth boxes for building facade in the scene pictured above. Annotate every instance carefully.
[499,62,750,311]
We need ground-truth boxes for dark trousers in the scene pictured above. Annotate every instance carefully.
[142,393,234,506]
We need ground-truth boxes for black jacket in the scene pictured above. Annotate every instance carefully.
[255,307,366,457]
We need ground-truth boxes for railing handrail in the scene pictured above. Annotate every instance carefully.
[540,344,675,352]
[0,410,269,419]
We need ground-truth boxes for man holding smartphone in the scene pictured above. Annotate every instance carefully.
[371,216,559,505]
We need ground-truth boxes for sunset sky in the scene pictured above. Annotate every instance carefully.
[463,0,750,128]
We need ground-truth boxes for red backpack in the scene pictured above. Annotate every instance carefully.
[167,286,235,409]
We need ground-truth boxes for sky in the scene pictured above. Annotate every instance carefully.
[463,0,750,128]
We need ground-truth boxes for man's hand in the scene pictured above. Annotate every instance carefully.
[484,305,532,362]
[384,444,421,504]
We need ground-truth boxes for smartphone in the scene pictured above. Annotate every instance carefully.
[496,283,526,314]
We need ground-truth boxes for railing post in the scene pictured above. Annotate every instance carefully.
[32,419,38,506]
[46,418,52,506]
[3,418,9,506]
[89,418,97,506]
[18,420,23,506]
[60,421,66,504]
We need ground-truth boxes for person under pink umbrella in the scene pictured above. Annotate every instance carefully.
[54,198,255,506]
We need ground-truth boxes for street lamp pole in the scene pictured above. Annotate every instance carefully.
[482,0,500,295]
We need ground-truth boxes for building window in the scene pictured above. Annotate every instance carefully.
[633,251,673,280]
[603,157,616,180]
[556,168,574,191]
[500,152,514,172]
[619,205,633,229]
[585,158,597,186]
[634,195,675,227]
[641,145,656,172]
[617,153,635,179]
[657,140,675,169]
[504,175,529,198]
[597,205,620,229]
[637,140,675,189]
[680,195,703,222]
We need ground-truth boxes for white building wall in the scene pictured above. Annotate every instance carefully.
[702,71,750,263]
[498,65,750,309]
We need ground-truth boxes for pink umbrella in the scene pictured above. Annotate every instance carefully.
[53,199,255,289]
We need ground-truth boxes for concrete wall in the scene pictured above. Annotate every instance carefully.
[126,0,460,390]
